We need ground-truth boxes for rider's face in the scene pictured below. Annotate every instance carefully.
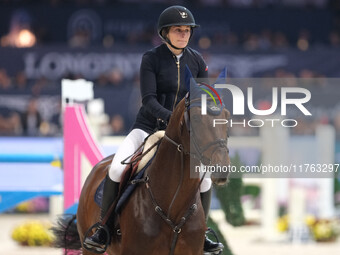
[167,25,191,49]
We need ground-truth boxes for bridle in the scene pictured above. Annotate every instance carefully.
[182,93,229,166]
[135,93,229,255]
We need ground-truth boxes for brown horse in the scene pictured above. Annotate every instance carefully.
[53,89,230,255]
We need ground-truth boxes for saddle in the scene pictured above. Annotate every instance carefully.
[94,131,165,213]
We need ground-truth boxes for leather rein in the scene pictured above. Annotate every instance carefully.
[133,95,229,255]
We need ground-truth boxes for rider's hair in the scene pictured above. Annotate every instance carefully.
[161,27,171,40]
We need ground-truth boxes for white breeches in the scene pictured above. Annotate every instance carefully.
[200,178,212,193]
[108,128,149,182]
[108,128,212,192]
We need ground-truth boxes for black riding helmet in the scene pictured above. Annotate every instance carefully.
[158,5,199,50]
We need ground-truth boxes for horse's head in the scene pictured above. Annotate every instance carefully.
[173,66,231,185]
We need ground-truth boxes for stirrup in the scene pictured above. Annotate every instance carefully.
[205,227,221,243]
[203,250,223,255]
[203,228,224,255]
[83,222,111,254]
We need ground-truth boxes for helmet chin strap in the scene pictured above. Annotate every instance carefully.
[165,37,185,50]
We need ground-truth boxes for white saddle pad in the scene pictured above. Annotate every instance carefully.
[136,130,165,172]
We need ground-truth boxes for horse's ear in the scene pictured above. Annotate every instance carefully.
[214,67,227,107]
[216,67,227,82]
[215,67,227,95]
[185,65,196,92]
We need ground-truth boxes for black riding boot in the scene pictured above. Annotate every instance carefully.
[83,174,119,253]
[201,189,224,254]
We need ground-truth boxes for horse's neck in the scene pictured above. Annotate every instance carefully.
[146,127,199,218]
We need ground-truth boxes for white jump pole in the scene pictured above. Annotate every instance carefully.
[316,124,336,218]
[260,116,289,240]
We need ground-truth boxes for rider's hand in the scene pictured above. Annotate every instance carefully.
[156,118,168,130]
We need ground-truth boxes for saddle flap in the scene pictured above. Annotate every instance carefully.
[94,131,165,214]
[93,152,141,208]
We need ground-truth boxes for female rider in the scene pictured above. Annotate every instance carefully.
[84,5,224,254]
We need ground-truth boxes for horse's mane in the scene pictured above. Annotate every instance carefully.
[166,98,186,136]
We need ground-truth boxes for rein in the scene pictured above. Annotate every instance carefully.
[130,95,228,255]
[120,137,162,165]
[132,133,206,255]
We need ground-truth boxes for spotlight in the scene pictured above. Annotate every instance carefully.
[16,29,36,48]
